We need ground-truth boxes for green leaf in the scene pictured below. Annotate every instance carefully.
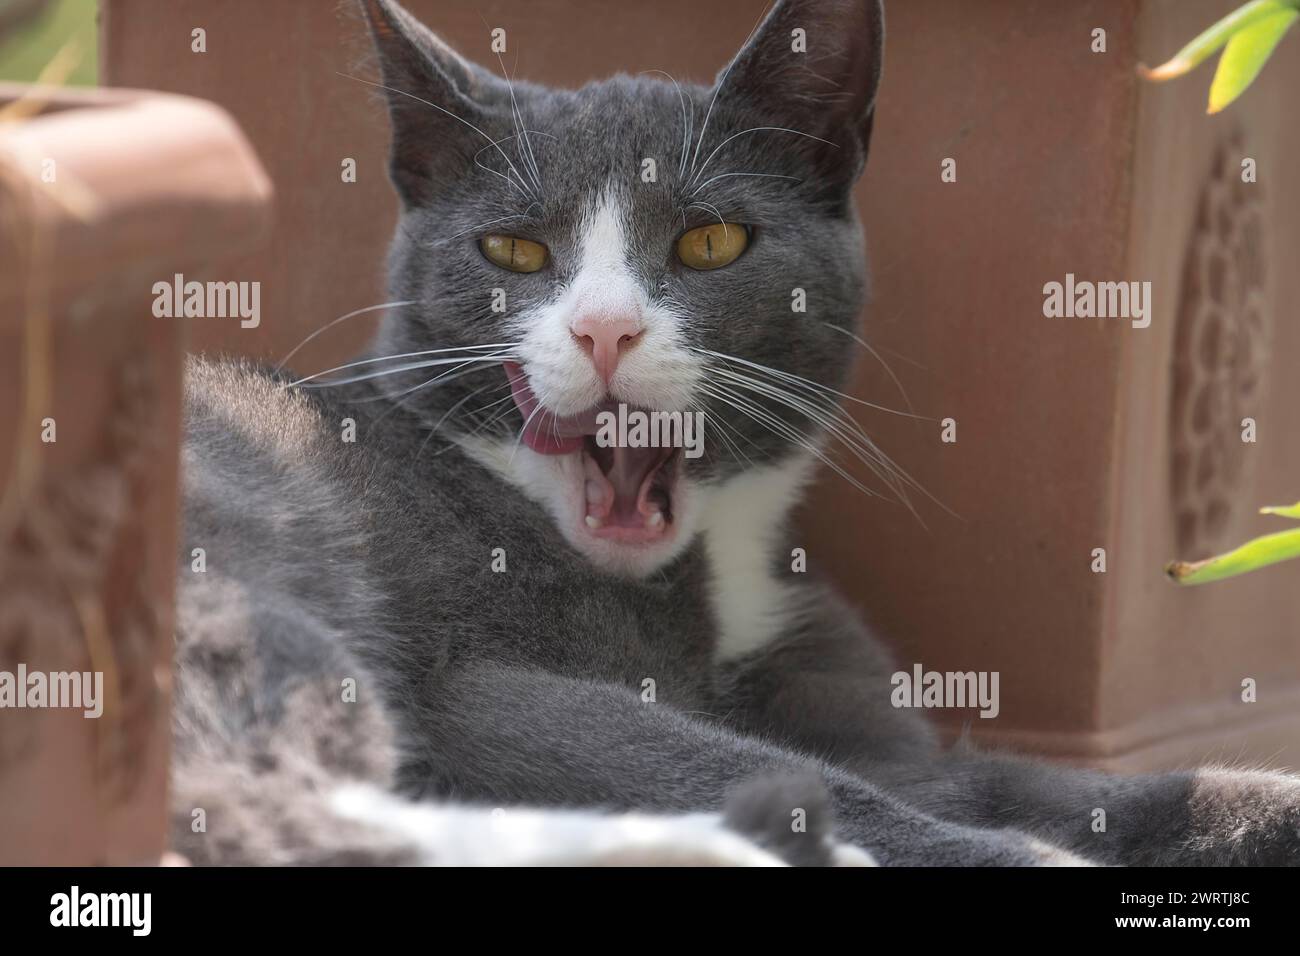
[1260,501,1300,519]
[1142,0,1297,81]
[1166,526,1300,585]
[1207,7,1298,112]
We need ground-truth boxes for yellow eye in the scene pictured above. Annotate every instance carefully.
[480,234,549,273]
[676,222,749,270]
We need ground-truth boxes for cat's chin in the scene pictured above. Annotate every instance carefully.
[455,434,701,578]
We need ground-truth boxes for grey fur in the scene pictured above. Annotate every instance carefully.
[170,0,1300,866]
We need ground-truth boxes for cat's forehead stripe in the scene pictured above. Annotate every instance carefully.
[577,187,629,278]
[569,185,641,316]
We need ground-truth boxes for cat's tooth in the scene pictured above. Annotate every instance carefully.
[646,510,664,530]
[585,480,604,505]
[585,514,603,529]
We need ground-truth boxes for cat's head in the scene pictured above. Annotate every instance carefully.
[361,0,885,576]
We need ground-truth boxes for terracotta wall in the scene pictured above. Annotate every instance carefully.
[100,0,1300,771]
[1106,2,1300,769]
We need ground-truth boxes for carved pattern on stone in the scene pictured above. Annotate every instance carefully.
[0,358,161,803]
[1169,141,1269,559]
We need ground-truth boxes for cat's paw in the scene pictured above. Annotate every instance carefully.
[723,769,877,867]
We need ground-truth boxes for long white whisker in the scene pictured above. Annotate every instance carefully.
[474,153,531,196]
[690,172,801,196]
[698,382,881,500]
[472,134,555,197]
[704,381,892,503]
[690,347,924,419]
[701,362,949,519]
[698,384,796,469]
[474,131,558,156]
[707,366,912,502]
[820,321,914,413]
[699,394,758,468]
[494,52,543,195]
[509,400,547,466]
[428,209,540,246]
[292,355,512,390]
[337,72,536,200]
[711,363,917,485]
[366,364,497,433]
[707,369,909,494]
[466,388,518,422]
[685,202,729,240]
[689,126,835,189]
[287,343,520,386]
[688,2,772,178]
[639,69,692,181]
[350,352,516,405]
[468,392,519,431]
[472,133,555,198]
[274,301,415,374]
[708,367,912,479]
[413,380,499,466]
[430,386,519,458]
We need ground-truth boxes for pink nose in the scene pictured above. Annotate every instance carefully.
[570,313,644,386]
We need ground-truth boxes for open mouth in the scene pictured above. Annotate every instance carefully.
[505,361,681,544]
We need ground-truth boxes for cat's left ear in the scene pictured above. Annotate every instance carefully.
[719,0,884,177]
[358,0,514,205]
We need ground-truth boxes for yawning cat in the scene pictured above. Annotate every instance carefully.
[170,0,1300,865]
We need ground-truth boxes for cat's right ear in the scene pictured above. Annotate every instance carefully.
[718,0,885,182]
[358,0,509,205]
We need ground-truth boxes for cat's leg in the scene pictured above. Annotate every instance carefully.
[174,373,438,864]
[169,599,849,866]
[169,573,420,865]
[874,746,1300,867]
[717,582,1300,865]
[397,660,1088,865]
[169,569,852,866]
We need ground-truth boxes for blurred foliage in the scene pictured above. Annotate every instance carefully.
[1167,505,1300,585]
[0,0,97,86]
[1152,3,1300,584]
[1142,0,1298,113]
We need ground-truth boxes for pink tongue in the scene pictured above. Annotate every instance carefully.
[505,361,605,455]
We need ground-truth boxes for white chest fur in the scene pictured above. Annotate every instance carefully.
[699,454,816,661]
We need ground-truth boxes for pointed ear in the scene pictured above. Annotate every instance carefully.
[358,0,511,205]
[720,0,884,176]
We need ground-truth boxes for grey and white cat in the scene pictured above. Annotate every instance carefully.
[171,0,1300,866]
